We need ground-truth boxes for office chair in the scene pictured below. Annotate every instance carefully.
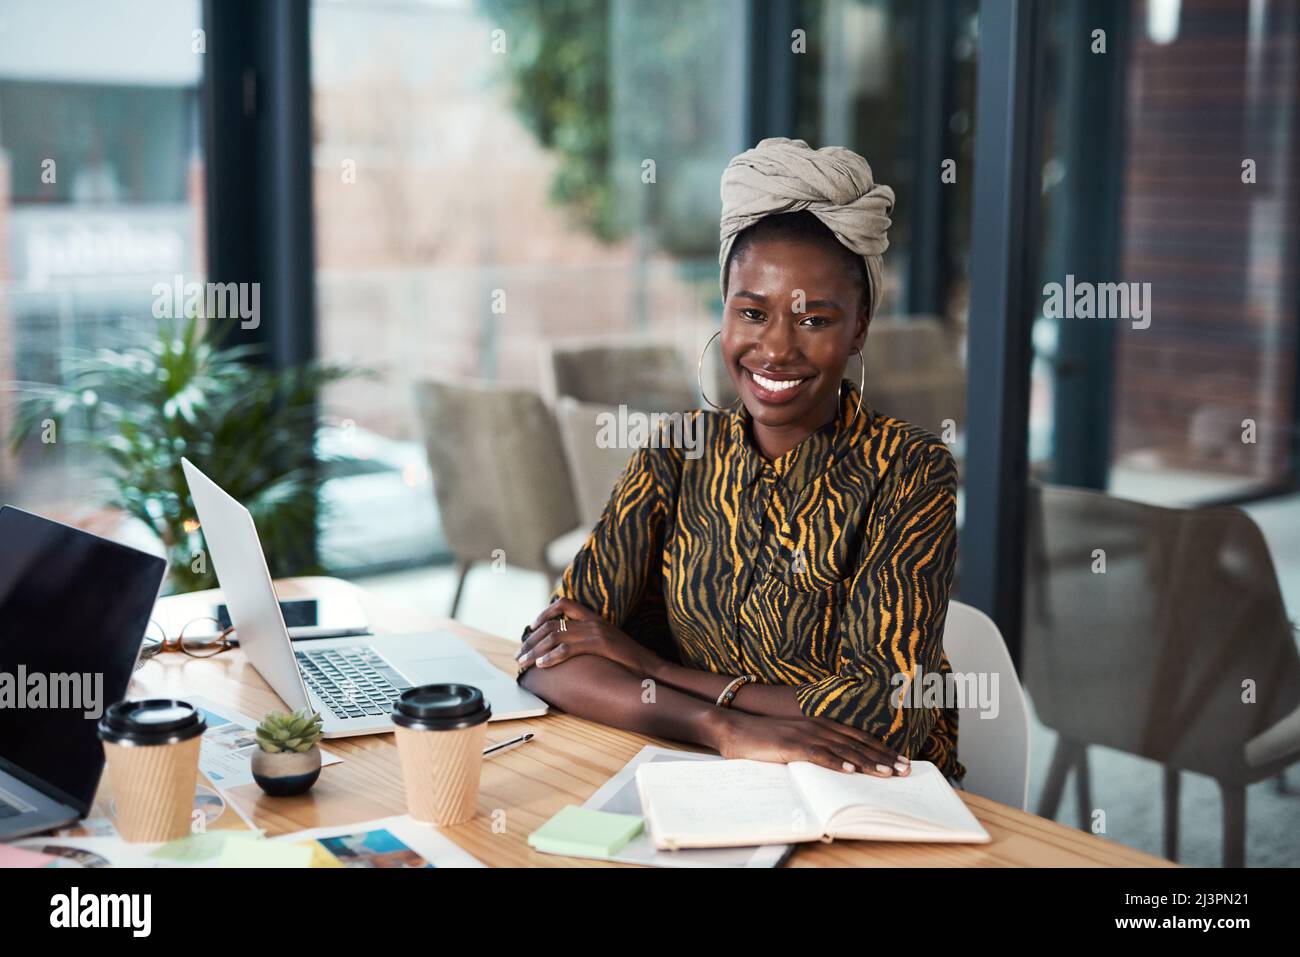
[539,336,699,573]
[413,377,580,619]
[942,600,1031,810]
[541,336,697,414]
[1022,482,1300,866]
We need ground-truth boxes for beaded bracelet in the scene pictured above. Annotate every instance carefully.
[716,673,757,709]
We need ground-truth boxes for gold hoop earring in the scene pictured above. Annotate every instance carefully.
[697,331,741,411]
[851,347,865,421]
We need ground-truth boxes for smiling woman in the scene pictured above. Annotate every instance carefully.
[720,210,873,459]
[517,138,965,784]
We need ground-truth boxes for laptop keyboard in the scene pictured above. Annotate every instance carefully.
[295,646,413,720]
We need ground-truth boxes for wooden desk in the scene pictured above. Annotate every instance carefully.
[124,576,1173,867]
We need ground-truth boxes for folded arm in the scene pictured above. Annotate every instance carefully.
[518,654,726,748]
[520,654,908,775]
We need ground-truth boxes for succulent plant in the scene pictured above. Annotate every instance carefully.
[255,708,324,754]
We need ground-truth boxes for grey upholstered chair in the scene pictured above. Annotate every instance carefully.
[860,315,966,438]
[1022,482,1300,866]
[413,378,580,619]
[540,337,698,573]
[542,337,697,414]
[553,396,635,528]
[542,397,639,575]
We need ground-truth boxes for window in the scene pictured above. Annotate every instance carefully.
[310,0,746,573]
[0,0,206,539]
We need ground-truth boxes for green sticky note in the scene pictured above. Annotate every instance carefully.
[527,805,644,859]
[150,830,264,863]
[215,837,314,869]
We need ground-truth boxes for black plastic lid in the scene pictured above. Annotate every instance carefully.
[391,684,490,731]
[98,699,207,746]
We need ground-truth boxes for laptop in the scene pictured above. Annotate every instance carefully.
[0,507,167,839]
[181,458,547,736]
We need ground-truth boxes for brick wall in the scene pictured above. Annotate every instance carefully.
[1114,0,1299,479]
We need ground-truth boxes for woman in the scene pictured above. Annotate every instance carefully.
[517,138,964,783]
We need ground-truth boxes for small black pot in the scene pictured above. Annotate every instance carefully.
[251,745,322,797]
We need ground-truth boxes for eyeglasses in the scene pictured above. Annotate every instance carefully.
[139,616,238,662]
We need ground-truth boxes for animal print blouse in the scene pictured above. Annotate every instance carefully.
[554,380,965,780]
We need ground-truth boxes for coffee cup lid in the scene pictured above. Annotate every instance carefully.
[98,699,207,746]
[391,684,490,731]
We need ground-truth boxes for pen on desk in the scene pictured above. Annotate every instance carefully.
[483,731,534,759]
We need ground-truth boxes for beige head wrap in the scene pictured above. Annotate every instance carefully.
[719,137,895,319]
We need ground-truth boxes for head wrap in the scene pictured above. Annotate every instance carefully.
[719,137,895,319]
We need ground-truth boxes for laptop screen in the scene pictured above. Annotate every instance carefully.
[0,507,166,812]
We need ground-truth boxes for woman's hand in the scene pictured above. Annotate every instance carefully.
[517,598,664,678]
[711,709,911,777]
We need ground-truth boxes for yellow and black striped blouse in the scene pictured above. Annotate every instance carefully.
[555,379,965,780]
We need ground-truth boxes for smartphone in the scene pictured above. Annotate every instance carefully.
[216,598,319,631]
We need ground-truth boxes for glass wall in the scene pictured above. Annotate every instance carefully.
[791,0,980,574]
[0,0,205,552]
[310,0,748,572]
[1023,0,1300,867]
[1032,0,1299,504]
[794,0,980,327]
[310,0,984,576]
[303,0,1005,698]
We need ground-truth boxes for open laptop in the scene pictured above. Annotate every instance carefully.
[0,507,167,839]
[181,458,547,736]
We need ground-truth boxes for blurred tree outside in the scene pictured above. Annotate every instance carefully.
[478,0,619,241]
[478,0,738,260]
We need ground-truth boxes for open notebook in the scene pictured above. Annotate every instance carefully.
[635,758,990,850]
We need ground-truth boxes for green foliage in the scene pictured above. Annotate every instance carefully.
[8,316,356,593]
[477,0,733,262]
[478,0,618,240]
[255,708,324,754]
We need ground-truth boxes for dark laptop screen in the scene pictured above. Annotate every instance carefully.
[0,507,166,812]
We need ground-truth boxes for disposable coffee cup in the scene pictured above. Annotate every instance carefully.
[391,684,491,826]
[98,699,206,843]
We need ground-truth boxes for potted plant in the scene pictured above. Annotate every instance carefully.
[251,708,324,797]
[8,315,357,593]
